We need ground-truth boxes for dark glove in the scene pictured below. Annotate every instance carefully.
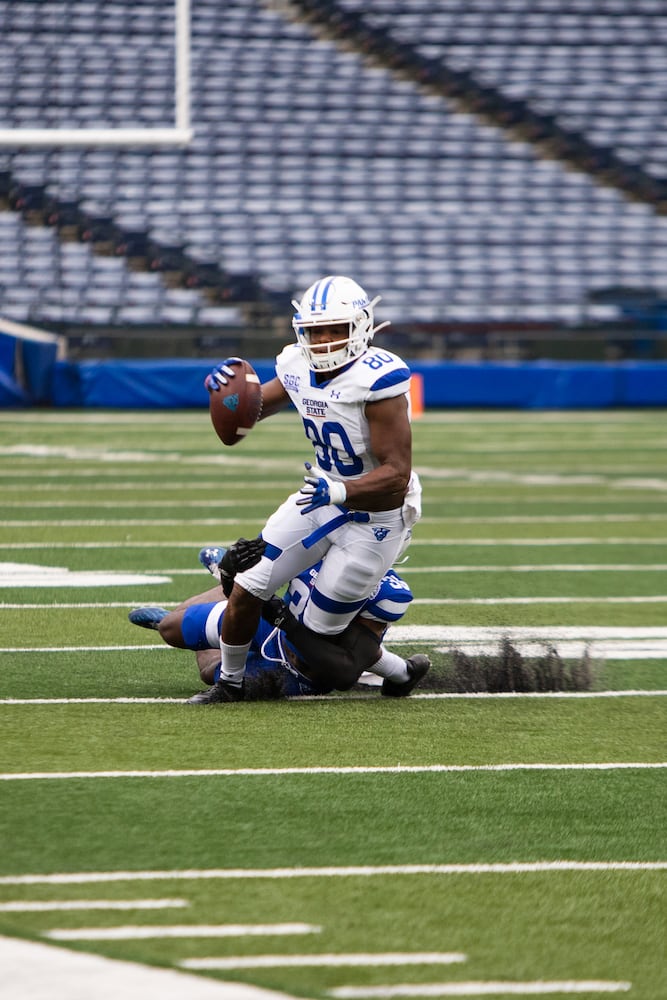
[261,596,291,631]
[204,357,244,392]
[219,536,266,596]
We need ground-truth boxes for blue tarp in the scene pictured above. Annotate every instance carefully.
[0,327,60,405]
[50,358,667,410]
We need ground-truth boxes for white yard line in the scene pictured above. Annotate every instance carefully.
[328,981,632,996]
[47,923,320,941]
[3,691,667,707]
[1,692,666,705]
[4,596,667,610]
[400,564,667,572]
[1,861,664,887]
[1,645,167,652]
[5,624,667,651]
[0,899,188,912]
[412,596,667,604]
[0,763,664,782]
[2,514,667,527]
[1,536,666,547]
[182,954,466,970]
[389,625,667,640]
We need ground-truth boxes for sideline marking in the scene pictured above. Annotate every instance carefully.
[47,923,320,941]
[0,899,188,912]
[0,763,665,782]
[0,934,297,1000]
[328,981,632,996]
[181,953,467,970]
[1,861,664,886]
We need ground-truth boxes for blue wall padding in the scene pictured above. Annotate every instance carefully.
[619,363,667,405]
[0,329,60,404]
[415,361,624,409]
[49,358,667,409]
[0,332,15,374]
[19,339,60,403]
[51,359,278,408]
[0,368,30,406]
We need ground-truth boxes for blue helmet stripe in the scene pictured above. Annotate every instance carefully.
[319,276,335,309]
[309,275,335,313]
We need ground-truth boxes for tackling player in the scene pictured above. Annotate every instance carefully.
[202,275,421,703]
[129,539,430,701]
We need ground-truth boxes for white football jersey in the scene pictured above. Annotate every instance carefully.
[275,343,411,482]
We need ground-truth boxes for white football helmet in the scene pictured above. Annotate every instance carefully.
[291,275,389,372]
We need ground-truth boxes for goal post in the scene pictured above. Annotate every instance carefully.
[0,0,192,148]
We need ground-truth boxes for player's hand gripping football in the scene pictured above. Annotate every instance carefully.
[204,357,245,391]
[297,462,347,514]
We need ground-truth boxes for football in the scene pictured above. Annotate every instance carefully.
[208,359,263,446]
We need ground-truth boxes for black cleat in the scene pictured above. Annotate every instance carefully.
[187,679,245,704]
[381,654,431,698]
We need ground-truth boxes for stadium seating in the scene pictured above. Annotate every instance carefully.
[0,0,666,344]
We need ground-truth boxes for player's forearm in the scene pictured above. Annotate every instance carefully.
[342,463,410,512]
[259,377,290,419]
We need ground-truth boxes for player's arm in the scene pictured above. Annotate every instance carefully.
[259,376,291,420]
[347,394,412,509]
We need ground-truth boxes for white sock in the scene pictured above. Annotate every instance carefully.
[370,647,409,683]
[219,640,251,685]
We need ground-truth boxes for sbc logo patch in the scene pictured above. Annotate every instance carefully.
[373,527,390,541]
[223,393,240,412]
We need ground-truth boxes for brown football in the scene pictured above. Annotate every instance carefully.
[208,359,263,446]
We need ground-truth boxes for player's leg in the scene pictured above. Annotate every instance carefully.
[127,586,222,637]
[300,510,406,635]
[214,497,336,693]
[196,648,221,685]
[159,592,225,649]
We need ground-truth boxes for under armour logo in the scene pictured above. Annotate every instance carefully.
[373,527,390,541]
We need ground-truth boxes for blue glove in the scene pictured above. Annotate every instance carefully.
[296,462,347,514]
[205,357,244,392]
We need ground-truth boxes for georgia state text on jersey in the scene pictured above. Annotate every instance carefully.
[275,342,411,481]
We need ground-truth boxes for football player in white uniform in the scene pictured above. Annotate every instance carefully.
[202,275,422,703]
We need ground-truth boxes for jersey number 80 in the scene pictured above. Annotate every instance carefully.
[302,419,363,477]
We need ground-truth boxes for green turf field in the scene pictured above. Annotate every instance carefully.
[0,407,665,999]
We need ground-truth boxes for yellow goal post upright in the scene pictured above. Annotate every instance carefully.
[0,0,192,149]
